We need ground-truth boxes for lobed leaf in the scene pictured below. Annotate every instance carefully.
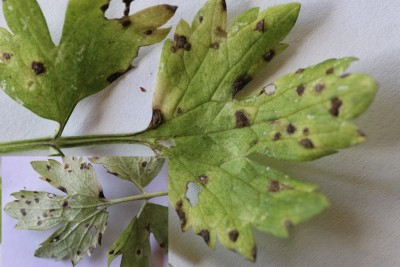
[90,156,165,191]
[108,203,168,267]
[0,0,176,127]
[138,0,377,261]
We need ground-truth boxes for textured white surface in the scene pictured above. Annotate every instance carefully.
[0,0,399,266]
[1,157,168,267]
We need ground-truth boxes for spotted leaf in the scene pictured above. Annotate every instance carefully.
[4,157,109,266]
[0,0,176,128]
[107,203,168,267]
[136,0,377,261]
[90,156,165,191]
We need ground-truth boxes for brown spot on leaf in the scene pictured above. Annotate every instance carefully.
[2,52,11,60]
[296,85,305,96]
[199,16,203,23]
[43,212,48,218]
[198,175,208,185]
[216,26,227,38]
[329,97,343,117]
[141,161,148,168]
[136,249,142,255]
[229,230,239,242]
[77,250,81,255]
[299,138,314,149]
[35,198,39,203]
[284,219,293,228]
[164,4,178,13]
[46,165,51,170]
[32,61,46,75]
[287,123,296,134]
[255,19,265,32]
[273,132,282,141]
[251,246,257,262]
[109,250,115,255]
[222,0,227,11]
[25,200,32,205]
[21,195,25,198]
[49,209,55,212]
[58,187,67,194]
[45,178,51,182]
[295,68,305,74]
[98,233,103,245]
[235,111,250,128]
[211,43,220,49]
[232,74,252,96]
[176,201,187,229]
[99,191,105,198]
[64,164,69,169]
[173,34,191,52]
[37,220,43,226]
[263,50,275,62]
[80,163,88,170]
[47,193,56,199]
[326,67,334,74]
[198,230,210,244]
[269,180,291,192]
[19,209,26,216]
[177,107,184,115]
[303,128,310,135]
[150,109,163,129]
[27,80,34,87]
[314,83,325,93]
[144,29,153,35]
[62,201,69,208]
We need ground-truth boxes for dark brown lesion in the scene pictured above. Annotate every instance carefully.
[326,67,334,74]
[286,123,296,134]
[198,175,208,185]
[273,132,282,141]
[232,74,252,96]
[235,111,250,128]
[150,109,163,129]
[329,97,343,117]
[172,34,192,52]
[107,65,132,83]
[251,246,257,262]
[263,49,275,62]
[32,61,46,75]
[119,18,132,28]
[268,180,292,192]
[299,138,314,149]
[222,0,227,11]
[229,230,239,242]
[295,68,305,74]
[296,85,305,96]
[314,83,325,93]
[198,229,210,244]
[255,19,265,32]
[175,200,187,229]
[1,52,12,61]
[215,26,227,38]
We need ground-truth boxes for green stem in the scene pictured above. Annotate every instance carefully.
[106,191,168,206]
[0,132,157,154]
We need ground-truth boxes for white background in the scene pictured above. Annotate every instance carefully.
[2,157,168,267]
[0,0,400,266]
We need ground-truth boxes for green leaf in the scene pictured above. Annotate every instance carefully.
[108,203,168,267]
[0,0,176,128]
[4,157,108,266]
[137,0,377,261]
[89,156,165,191]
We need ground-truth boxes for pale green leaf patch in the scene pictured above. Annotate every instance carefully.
[90,156,165,191]
[0,0,176,131]
[137,0,377,261]
[107,203,168,267]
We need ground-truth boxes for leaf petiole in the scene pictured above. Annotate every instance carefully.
[105,191,168,206]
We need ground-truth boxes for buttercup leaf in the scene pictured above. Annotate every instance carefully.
[108,203,168,267]
[4,157,109,265]
[90,156,165,191]
[136,0,377,261]
[0,0,176,129]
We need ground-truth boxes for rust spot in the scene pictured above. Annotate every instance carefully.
[314,83,325,93]
[99,191,105,198]
[150,109,163,129]
[340,73,351,78]
[251,246,257,262]
[58,187,67,194]
[144,29,153,35]
[20,209,27,216]
[35,198,39,203]
[2,52,11,60]
[198,230,210,244]
[232,74,252,96]
[198,175,208,185]
[326,67,334,74]
[229,230,239,242]
[287,123,296,134]
[295,68,305,74]
[176,200,187,229]
[235,111,250,128]
[255,19,265,32]
[299,138,314,149]
[216,26,227,38]
[329,97,343,117]
[173,34,191,52]
[140,87,147,92]
[296,85,305,96]
[263,50,275,62]
[211,43,220,49]
[32,61,46,75]
[37,220,43,226]
[141,161,148,167]
[222,0,227,11]
[273,132,282,141]
[303,128,310,135]
[100,3,109,13]
[269,180,291,192]
[25,200,32,205]
[199,16,203,23]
